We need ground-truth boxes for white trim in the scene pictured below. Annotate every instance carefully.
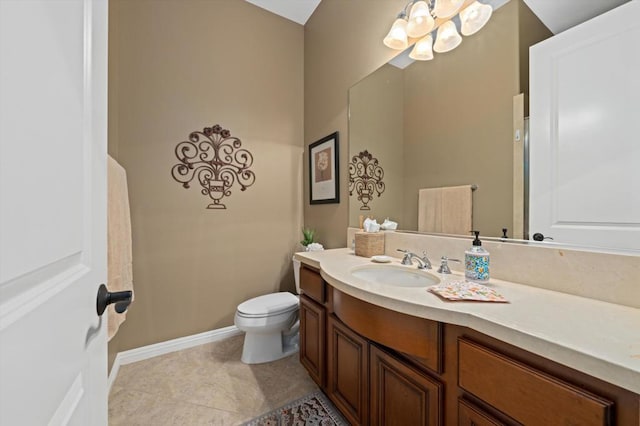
[107,355,121,394]
[108,325,242,391]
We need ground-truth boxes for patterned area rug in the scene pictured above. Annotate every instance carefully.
[242,391,348,426]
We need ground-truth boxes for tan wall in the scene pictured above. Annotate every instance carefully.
[108,0,304,360]
[304,0,408,248]
[518,2,553,115]
[348,64,404,229]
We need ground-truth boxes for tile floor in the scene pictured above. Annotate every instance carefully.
[108,335,318,425]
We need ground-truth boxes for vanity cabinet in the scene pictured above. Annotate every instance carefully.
[297,263,640,425]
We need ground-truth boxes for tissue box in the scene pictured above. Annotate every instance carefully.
[354,232,385,257]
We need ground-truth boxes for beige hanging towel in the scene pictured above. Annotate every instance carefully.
[418,185,473,235]
[107,156,134,341]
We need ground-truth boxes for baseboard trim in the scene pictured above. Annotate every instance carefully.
[108,325,242,392]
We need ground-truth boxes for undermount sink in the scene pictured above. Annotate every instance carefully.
[350,265,440,288]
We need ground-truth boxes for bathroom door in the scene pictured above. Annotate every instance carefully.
[0,1,109,424]
[529,0,640,252]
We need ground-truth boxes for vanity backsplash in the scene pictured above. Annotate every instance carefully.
[347,228,640,309]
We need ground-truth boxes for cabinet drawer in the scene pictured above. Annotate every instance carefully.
[300,265,325,304]
[333,288,442,373]
[458,339,613,426]
[458,399,506,426]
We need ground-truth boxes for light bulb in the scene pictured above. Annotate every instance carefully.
[383,18,409,50]
[433,20,462,53]
[432,0,465,19]
[409,34,434,60]
[460,1,493,36]
[407,1,435,38]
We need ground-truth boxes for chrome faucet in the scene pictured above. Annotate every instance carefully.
[397,249,432,270]
[437,256,461,274]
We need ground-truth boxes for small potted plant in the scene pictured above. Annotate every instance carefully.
[301,228,324,252]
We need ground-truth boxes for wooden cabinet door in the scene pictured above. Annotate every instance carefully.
[370,344,443,426]
[299,294,326,388]
[327,314,369,426]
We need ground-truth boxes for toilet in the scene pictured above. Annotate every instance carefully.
[234,258,302,364]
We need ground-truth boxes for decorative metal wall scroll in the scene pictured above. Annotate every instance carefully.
[348,150,385,210]
[171,124,255,209]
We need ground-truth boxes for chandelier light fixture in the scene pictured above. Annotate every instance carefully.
[384,0,493,61]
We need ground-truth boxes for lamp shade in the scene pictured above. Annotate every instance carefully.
[383,18,409,50]
[409,34,434,60]
[432,0,464,19]
[460,1,493,36]
[433,20,462,52]
[407,1,435,38]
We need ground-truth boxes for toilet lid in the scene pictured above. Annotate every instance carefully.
[237,292,299,317]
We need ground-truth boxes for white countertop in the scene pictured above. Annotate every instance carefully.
[295,248,640,394]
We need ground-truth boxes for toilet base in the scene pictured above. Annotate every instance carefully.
[240,330,299,364]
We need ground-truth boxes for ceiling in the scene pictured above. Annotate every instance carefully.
[244,0,630,33]
[521,0,629,34]
[244,0,321,25]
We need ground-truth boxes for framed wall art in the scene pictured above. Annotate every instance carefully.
[309,132,339,204]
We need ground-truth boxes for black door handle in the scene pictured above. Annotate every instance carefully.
[96,283,132,316]
[532,233,554,241]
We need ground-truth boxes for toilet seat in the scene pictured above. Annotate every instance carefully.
[236,292,298,318]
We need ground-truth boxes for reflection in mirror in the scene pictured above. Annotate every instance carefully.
[348,0,551,238]
[348,150,386,211]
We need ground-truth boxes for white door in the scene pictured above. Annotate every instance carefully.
[529,1,640,252]
[0,0,109,424]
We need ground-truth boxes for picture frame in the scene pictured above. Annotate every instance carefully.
[309,132,339,204]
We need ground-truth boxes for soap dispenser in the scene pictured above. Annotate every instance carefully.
[465,231,490,283]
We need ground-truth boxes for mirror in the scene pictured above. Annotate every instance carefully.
[348,0,548,239]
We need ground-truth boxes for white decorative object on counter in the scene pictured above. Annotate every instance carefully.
[371,255,392,263]
[363,217,381,232]
[380,218,398,230]
[306,243,324,252]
